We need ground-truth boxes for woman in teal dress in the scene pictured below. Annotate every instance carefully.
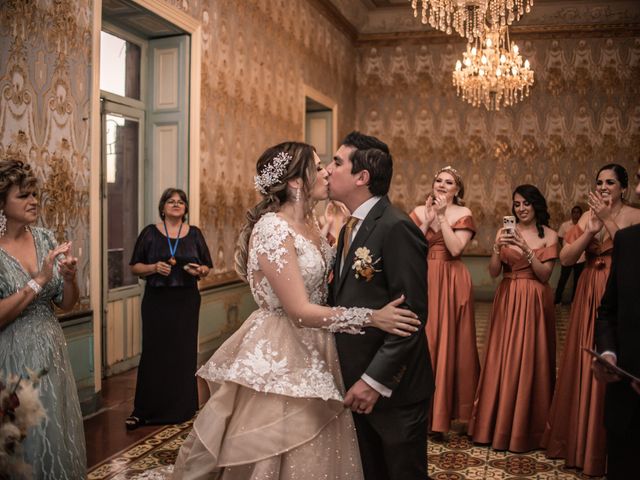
[0,158,86,479]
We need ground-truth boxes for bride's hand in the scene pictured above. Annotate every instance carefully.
[370,295,421,336]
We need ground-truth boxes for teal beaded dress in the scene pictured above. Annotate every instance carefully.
[0,227,86,479]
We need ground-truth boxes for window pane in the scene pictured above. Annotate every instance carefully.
[100,31,141,100]
[106,113,139,289]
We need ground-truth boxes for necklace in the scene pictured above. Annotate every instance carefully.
[163,220,183,265]
[596,205,623,243]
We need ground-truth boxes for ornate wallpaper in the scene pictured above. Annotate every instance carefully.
[1,0,638,297]
[163,0,358,286]
[355,35,640,254]
[0,0,357,292]
[0,0,92,305]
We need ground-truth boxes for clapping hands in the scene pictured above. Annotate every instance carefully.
[432,194,447,217]
[588,191,612,222]
[421,194,445,225]
[58,243,78,282]
[34,241,76,286]
[585,209,604,234]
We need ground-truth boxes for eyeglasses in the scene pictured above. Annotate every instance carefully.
[166,200,185,206]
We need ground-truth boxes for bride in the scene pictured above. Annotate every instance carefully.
[164,142,420,479]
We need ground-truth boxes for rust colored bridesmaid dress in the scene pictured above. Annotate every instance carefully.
[468,245,557,452]
[542,225,610,477]
[410,213,480,433]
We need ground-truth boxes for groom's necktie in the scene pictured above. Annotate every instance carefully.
[341,216,359,271]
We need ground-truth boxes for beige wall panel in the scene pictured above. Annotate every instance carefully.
[106,299,125,365]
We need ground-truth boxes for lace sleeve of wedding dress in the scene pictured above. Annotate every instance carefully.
[250,213,372,334]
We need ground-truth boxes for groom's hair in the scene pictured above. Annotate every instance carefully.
[341,131,393,196]
[351,148,392,196]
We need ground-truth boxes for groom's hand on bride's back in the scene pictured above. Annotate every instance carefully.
[344,379,380,415]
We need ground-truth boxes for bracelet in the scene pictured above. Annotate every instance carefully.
[526,249,535,264]
[492,244,501,255]
[27,279,42,295]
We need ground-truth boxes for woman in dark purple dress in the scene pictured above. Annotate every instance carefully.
[126,188,213,429]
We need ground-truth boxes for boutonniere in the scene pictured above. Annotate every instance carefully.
[352,247,382,282]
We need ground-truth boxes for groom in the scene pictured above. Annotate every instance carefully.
[327,131,434,480]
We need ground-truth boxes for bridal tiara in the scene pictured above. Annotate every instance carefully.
[254,151,292,195]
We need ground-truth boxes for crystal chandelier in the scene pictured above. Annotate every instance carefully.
[410,0,534,40]
[452,24,534,110]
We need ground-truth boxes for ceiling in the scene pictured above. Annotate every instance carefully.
[324,0,640,39]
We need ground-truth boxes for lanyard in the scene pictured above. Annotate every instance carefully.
[163,221,183,264]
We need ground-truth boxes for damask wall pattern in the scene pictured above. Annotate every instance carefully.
[163,0,357,286]
[0,0,92,304]
[3,0,637,292]
[355,35,640,254]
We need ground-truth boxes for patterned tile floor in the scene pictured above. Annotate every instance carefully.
[88,303,602,480]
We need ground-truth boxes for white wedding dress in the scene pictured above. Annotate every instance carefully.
[142,213,367,479]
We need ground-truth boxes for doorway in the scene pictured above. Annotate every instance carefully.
[91,0,202,383]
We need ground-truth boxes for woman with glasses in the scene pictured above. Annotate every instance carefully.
[125,188,213,430]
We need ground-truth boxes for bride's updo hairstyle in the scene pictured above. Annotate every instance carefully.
[234,141,317,281]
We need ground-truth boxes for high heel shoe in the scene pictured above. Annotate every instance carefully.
[125,415,146,430]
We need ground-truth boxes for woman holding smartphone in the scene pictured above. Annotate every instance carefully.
[468,184,558,452]
[410,166,479,435]
[126,188,213,430]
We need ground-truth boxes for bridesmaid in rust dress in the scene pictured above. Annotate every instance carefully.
[542,164,640,476]
[468,184,558,452]
[410,166,479,434]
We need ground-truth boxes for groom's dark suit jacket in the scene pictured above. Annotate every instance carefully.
[595,223,640,434]
[330,196,434,409]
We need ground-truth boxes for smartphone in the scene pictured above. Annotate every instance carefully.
[503,215,516,235]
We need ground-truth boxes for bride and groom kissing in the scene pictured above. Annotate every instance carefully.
[171,132,434,480]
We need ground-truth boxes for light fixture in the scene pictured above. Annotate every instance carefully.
[410,0,534,40]
[452,24,534,110]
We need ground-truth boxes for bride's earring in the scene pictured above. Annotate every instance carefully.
[295,188,301,203]
[0,209,6,237]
